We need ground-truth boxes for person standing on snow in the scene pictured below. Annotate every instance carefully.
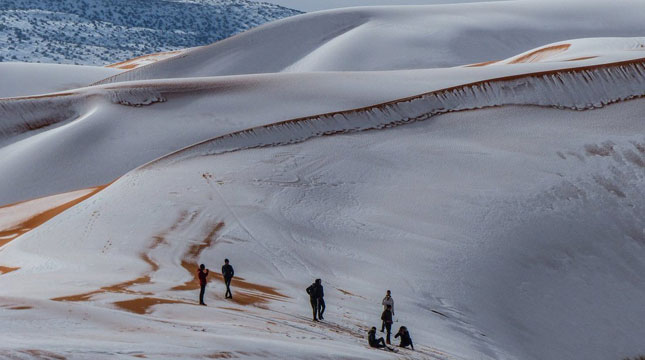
[306,278,325,321]
[221,258,234,299]
[381,304,394,344]
[197,264,209,305]
[394,326,414,350]
[381,290,394,332]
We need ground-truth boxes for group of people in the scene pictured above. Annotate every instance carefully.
[368,289,414,351]
[197,258,235,305]
[196,268,414,352]
[305,280,414,352]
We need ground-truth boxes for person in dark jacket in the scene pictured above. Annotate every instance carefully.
[306,278,325,321]
[368,327,388,349]
[395,326,414,350]
[381,304,393,344]
[197,264,209,305]
[381,290,394,332]
[221,258,234,299]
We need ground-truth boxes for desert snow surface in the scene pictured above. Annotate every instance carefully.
[0,1,644,359]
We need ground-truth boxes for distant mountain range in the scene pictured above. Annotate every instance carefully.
[0,0,301,65]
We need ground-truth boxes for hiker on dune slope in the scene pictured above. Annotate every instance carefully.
[197,264,209,306]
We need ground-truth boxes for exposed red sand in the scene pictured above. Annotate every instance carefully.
[52,275,153,302]
[8,306,32,310]
[0,266,19,275]
[53,214,189,303]
[337,288,366,299]
[206,352,236,359]
[219,306,245,312]
[509,44,571,64]
[21,350,66,360]
[565,56,598,62]
[171,222,287,306]
[106,50,182,70]
[0,184,109,249]
[464,60,498,67]
[113,297,192,315]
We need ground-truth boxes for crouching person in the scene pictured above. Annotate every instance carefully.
[395,326,414,350]
[368,327,387,349]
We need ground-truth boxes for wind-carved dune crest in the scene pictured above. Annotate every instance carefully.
[146,58,645,168]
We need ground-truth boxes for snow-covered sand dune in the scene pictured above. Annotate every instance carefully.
[0,62,122,98]
[1,1,644,359]
[96,0,645,83]
[2,50,645,205]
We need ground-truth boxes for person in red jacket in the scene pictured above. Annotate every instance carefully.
[198,264,209,305]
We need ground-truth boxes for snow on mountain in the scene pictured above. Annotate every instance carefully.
[1,1,645,359]
[0,0,301,65]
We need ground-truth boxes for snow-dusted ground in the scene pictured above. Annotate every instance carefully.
[0,62,123,98]
[0,1,644,359]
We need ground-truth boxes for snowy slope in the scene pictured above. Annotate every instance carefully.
[0,0,301,65]
[0,62,122,98]
[3,52,645,206]
[97,0,645,83]
[1,74,643,360]
[1,1,645,360]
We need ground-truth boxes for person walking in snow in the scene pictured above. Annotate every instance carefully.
[381,304,394,344]
[221,258,234,299]
[306,278,325,321]
[197,264,209,306]
[395,326,414,350]
[368,326,392,350]
[381,290,394,332]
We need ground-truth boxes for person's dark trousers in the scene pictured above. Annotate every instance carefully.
[224,276,233,298]
[374,337,387,348]
[199,284,206,305]
[317,298,325,319]
[310,298,318,320]
[385,322,392,344]
[381,320,385,332]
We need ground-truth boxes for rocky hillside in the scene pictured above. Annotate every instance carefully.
[0,0,301,65]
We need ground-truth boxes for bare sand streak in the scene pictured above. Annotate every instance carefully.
[0,185,109,249]
[113,297,192,314]
[464,60,498,67]
[0,266,19,275]
[171,222,288,306]
[509,43,571,64]
[106,50,182,70]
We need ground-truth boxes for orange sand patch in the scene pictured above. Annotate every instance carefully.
[509,44,571,64]
[0,266,19,275]
[565,56,598,62]
[337,288,366,299]
[106,50,182,70]
[464,60,498,67]
[171,222,287,305]
[8,306,32,310]
[21,350,66,360]
[219,306,245,312]
[113,297,192,315]
[0,185,109,249]
[171,222,224,291]
[52,275,153,302]
[206,352,236,359]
